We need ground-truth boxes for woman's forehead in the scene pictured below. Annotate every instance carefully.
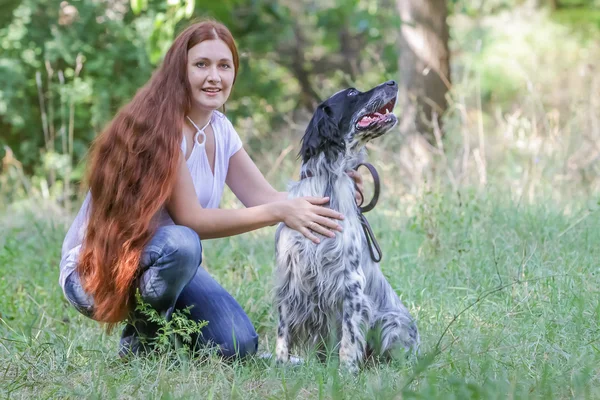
[188,39,232,60]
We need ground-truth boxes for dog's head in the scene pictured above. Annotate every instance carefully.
[299,80,398,163]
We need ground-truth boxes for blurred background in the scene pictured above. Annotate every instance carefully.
[0,0,599,212]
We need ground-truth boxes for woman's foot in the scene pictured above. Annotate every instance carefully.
[117,315,163,359]
[118,323,152,359]
[258,352,303,365]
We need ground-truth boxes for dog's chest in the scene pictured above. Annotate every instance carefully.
[276,180,365,303]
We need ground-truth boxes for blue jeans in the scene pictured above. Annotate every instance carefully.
[63,225,258,358]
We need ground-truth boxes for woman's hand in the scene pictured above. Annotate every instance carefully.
[277,197,344,244]
[346,170,364,205]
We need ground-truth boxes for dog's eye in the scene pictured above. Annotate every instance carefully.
[347,89,358,97]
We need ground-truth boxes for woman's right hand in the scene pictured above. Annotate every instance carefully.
[277,197,344,244]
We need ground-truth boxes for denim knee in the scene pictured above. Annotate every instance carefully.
[219,329,259,359]
[138,225,202,312]
[158,225,202,267]
[144,225,202,278]
[63,271,95,319]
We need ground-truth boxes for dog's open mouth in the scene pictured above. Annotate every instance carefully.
[356,97,397,130]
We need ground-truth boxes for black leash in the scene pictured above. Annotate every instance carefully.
[300,162,383,263]
[354,163,383,263]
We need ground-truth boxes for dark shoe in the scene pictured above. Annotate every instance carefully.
[118,323,149,359]
[118,317,161,359]
[118,305,178,359]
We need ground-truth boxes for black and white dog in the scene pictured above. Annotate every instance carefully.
[274,81,419,372]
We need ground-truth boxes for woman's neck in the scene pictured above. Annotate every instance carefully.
[187,108,213,130]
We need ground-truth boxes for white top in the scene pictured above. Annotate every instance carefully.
[58,110,243,290]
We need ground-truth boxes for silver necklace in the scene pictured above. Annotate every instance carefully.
[186,115,211,146]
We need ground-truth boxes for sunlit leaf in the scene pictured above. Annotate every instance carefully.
[130,0,142,15]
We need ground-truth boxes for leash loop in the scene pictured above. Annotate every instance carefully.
[354,162,383,262]
[359,214,383,262]
[300,162,384,263]
[354,162,380,213]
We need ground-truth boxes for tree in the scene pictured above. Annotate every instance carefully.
[396,0,451,142]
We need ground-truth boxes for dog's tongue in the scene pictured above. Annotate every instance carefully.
[358,112,384,127]
[358,118,372,128]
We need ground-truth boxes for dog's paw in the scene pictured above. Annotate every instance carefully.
[276,336,289,364]
[275,355,304,365]
[260,352,304,367]
[276,356,288,365]
[340,360,360,375]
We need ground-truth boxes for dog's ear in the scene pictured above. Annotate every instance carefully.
[299,104,345,163]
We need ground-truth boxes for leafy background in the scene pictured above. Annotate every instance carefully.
[1,0,600,398]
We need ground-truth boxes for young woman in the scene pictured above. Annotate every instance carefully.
[59,19,363,359]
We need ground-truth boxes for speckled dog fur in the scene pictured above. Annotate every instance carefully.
[274,81,420,372]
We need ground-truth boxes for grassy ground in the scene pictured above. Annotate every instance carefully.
[1,184,599,399]
[1,7,599,398]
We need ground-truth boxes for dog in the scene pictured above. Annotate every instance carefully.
[274,80,419,372]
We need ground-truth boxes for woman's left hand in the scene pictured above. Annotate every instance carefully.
[346,170,364,206]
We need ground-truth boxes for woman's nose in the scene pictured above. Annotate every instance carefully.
[207,66,221,83]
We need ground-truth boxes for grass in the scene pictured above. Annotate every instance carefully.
[2,6,600,398]
[1,184,599,399]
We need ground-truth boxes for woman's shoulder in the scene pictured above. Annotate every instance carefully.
[212,111,242,156]
[213,110,236,133]
[212,110,227,123]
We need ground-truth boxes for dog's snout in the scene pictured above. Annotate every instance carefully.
[386,80,397,87]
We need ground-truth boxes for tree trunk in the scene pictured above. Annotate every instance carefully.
[396,0,451,142]
[535,0,560,9]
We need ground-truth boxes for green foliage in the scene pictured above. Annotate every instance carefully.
[449,0,517,16]
[0,0,402,202]
[1,186,600,398]
[145,0,195,64]
[451,8,596,110]
[0,0,155,171]
[552,6,600,33]
[2,1,600,397]
[130,0,148,15]
[131,290,208,355]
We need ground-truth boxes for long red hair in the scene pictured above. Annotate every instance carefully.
[77,20,240,327]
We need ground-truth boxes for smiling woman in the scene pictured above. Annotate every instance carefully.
[57,19,364,360]
[187,41,236,121]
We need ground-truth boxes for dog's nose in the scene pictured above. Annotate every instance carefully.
[386,80,397,87]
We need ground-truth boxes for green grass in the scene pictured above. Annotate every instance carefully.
[1,186,599,399]
[3,5,599,397]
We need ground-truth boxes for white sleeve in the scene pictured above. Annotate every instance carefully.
[224,117,243,158]
[180,135,187,156]
[61,190,91,260]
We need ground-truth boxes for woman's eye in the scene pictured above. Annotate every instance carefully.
[220,64,231,69]
[196,62,206,68]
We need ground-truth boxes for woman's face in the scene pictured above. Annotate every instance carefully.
[187,39,235,113]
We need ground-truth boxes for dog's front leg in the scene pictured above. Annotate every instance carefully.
[276,303,290,364]
[339,278,368,373]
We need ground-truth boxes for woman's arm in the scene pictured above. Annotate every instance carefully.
[225,148,287,207]
[166,154,343,242]
[226,148,364,206]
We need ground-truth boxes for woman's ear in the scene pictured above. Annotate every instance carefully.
[299,105,344,163]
